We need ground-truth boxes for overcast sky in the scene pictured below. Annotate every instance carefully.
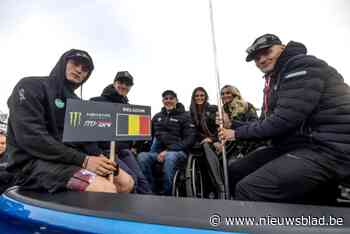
[1,0,350,116]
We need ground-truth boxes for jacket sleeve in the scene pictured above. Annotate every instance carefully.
[235,65,324,140]
[167,113,197,151]
[8,79,86,166]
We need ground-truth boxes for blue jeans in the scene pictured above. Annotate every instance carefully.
[138,151,186,195]
[149,138,162,153]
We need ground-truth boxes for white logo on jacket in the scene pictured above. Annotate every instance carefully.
[169,118,178,122]
[19,88,26,102]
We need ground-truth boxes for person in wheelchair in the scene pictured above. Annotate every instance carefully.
[220,85,264,162]
[138,90,196,195]
[219,34,350,205]
[189,87,227,198]
[189,87,219,148]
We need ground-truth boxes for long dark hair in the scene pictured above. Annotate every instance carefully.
[189,87,214,138]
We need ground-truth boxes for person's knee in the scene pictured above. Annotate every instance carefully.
[115,168,135,193]
[164,151,184,165]
[163,153,177,171]
[86,175,117,193]
[235,179,252,200]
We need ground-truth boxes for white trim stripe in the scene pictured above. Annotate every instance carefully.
[285,70,307,79]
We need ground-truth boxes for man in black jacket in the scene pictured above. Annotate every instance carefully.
[219,34,350,204]
[138,90,196,195]
[6,49,134,193]
[90,71,152,194]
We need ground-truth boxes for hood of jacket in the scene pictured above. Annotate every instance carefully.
[48,49,94,100]
[273,41,307,75]
[49,49,94,134]
[100,84,129,104]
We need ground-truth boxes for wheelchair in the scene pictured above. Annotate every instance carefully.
[171,143,226,199]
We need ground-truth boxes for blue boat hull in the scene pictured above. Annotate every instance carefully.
[1,187,350,234]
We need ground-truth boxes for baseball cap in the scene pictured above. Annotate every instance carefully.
[114,71,134,86]
[162,90,177,98]
[66,50,94,71]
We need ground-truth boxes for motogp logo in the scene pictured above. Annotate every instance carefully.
[83,120,112,128]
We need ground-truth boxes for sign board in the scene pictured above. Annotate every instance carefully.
[63,99,151,142]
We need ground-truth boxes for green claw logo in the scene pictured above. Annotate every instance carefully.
[69,112,82,128]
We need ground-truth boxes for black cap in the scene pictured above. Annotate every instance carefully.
[162,90,177,98]
[66,51,94,71]
[114,71,134,86]
[245,34,282,62]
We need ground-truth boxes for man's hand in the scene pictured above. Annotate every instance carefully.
[85,155,118,176]
[218,127,236,142]
[157,150,167,163]
[216,111,231,128]
[200,137,213,144]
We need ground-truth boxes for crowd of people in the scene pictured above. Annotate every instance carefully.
[1,33,350,206]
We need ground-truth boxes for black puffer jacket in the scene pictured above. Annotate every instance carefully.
[6,49,94,192]
[153,103,196,152]
[235,41,350,172]
[90,84,131,152]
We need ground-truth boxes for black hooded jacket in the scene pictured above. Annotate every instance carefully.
[235,42,350,174]
[6,49,94,174]
[91,84,129,104]
[90,84,131,152]
[152,103,196,152]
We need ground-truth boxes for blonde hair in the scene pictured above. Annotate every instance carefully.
[221,85,248,120]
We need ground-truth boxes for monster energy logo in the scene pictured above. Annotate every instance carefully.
[69,112,82,128]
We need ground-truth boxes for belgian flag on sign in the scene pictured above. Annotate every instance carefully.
[116,114,151,136]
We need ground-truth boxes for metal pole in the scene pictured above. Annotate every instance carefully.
[208,0,230,199]
[109,141,116,183]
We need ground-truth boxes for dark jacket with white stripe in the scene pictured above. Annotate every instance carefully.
[235,41,350,176]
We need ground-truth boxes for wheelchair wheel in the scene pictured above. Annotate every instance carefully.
[172,169,186,197]
[191,158,204,198]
